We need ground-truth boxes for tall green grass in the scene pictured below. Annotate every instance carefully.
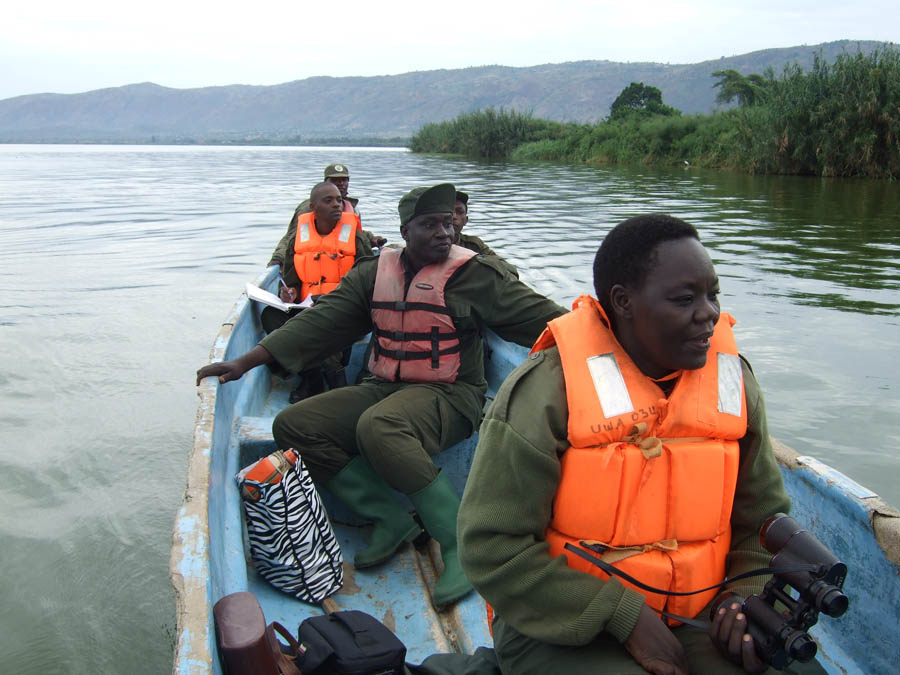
[409,108,569,158]
[411,49,900,179]
[740,50,900,177]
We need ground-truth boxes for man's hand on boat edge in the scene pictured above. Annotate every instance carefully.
[196,345,273,385]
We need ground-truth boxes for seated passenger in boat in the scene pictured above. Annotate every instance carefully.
[452,190,518,277]
[264,181,374,400]
[458,215,826,674]
[196,183,567,608]
[268,162,385,270]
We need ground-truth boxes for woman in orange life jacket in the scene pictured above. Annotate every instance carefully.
[458,215,826,674]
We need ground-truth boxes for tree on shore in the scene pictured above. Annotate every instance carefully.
[609,82,680,120]
[712,69,774,107]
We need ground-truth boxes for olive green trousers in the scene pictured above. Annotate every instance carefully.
[272,381,473,493]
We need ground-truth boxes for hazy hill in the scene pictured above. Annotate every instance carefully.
[0,40,889,144]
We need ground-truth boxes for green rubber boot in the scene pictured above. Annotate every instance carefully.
[409,472,474,608]
[326,457,422,569]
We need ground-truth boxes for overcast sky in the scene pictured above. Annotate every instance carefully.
[1,0,896,101]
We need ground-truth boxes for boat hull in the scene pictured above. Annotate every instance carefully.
[172,267,900,674]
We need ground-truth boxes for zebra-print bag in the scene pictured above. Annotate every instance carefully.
[238,456,343,603]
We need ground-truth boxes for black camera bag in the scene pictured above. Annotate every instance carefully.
[297,610,406,674]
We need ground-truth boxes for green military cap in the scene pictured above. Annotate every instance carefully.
[398,183,456,226]
[455,190,469,206]
[324,162,350,178]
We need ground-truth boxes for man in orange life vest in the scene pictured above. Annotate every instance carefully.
[197,183,566,608]
[262,181,373,399]
[458,215,826,674]
[268,162,384,270]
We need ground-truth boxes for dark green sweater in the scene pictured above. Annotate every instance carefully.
[458,346,790,646]
[457,232,518,278]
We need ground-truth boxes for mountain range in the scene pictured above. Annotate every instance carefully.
[0,40,889,144]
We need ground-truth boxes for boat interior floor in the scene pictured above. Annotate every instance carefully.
[231,374,493,664]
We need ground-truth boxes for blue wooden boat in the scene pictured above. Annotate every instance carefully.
[172,266,900,674]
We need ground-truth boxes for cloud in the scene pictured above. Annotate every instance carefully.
[1,0,896,99]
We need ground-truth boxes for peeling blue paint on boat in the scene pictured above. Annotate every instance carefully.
[774,443,900,675]
[173,514,208,578]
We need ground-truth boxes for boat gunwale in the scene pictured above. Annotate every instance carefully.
[772,438,900,567]
[170,268,271,675]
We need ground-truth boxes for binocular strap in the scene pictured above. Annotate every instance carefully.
[564,541,818,631]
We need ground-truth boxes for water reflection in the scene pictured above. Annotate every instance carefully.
[689,171,900,314]
[445,160,900,318]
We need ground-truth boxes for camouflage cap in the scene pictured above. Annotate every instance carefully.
[324,163,350,178]
[398,183,456,226]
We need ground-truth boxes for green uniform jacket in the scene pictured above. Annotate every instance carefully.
[457,233,519,278]
[280,226,374,291]
[269,196,362,266]
[457,233,496,256]
[458,346,790,646]
[259,250,567,426]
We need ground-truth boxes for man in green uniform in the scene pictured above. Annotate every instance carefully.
[266,182,374,319]
[263,181,374,399]
[197,183,566,608]
[268,162,385,269]
[457,215,826,674]
[452,190,518,277]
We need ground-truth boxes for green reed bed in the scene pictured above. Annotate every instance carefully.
[411,49,899,179]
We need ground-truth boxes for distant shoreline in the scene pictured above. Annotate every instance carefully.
[2,41,890,149]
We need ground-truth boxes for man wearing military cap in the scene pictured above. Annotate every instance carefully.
[269,161,384,268]
[198,183,566,608]
[325,162,349,177]
[322,162,354,207]
[264,181,374,401]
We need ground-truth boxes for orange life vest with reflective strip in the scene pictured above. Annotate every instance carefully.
[534,295,746,623]
[367,246,476,383]
[293,211,361,301]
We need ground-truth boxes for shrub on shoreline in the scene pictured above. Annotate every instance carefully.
[409,108,568,158]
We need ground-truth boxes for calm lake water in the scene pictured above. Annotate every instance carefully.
[1,145,898,673]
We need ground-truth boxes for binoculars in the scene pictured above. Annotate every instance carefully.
[728,513,849,669]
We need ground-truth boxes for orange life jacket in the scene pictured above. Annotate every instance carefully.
[534,295,747,623]
[367,245,476,383]
[293,211,361,301]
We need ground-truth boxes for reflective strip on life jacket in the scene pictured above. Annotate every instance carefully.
[293,211,360,301]
[367,246,476,383]
[538,295,746,622]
